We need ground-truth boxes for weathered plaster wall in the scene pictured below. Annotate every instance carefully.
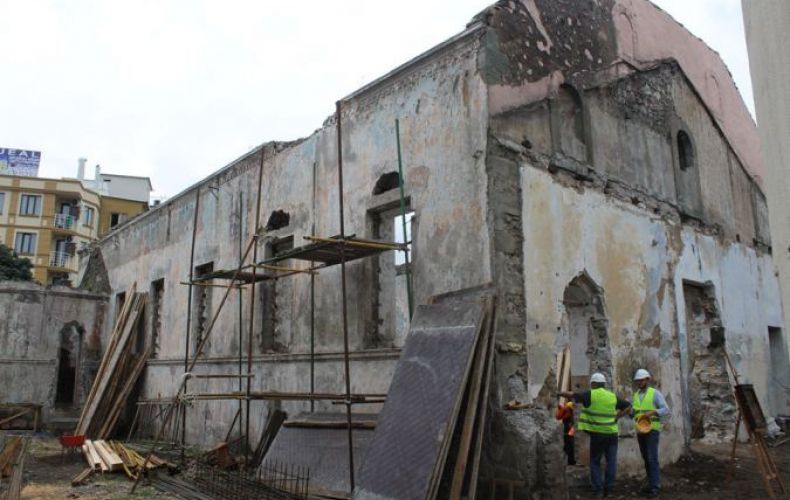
[520,165,781,471]
[93,32,491,446]
[0,281,107,423]
[479,1,778,483]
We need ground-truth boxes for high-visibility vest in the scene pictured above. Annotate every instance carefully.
[578,388,619,434]
[632,387,662,431]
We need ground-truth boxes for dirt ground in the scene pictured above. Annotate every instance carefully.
[569,440,790,499]
[6,434,790,498]
[6,435,177,499]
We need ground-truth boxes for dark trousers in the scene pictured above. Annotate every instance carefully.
[563,419,576,465]
[589,432,618,493]
[637,430,660,491]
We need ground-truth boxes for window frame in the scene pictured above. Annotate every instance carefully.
[83,206,95,227]
[14,231,37,255]
[18,193,42,216]
[0,192,5,215]
[393,211,415,271]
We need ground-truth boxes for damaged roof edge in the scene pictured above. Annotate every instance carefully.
[342,21,486,103]
[96,20,491,244]
[95,143,265,243]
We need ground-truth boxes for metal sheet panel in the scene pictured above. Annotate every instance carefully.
[353,301,484,500]
[262,412,375,493]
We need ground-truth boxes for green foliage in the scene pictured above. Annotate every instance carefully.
[0,244,33,281]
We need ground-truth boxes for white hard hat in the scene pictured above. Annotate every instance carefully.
[634,368,651,381]
[590,372,606,384]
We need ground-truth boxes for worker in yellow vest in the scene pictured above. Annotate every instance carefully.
[560,372,631,497]
[632,369,670,498]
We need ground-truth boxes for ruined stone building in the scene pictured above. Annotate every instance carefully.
[68,0,787,493]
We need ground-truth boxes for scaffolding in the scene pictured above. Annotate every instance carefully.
[132,102,413,495]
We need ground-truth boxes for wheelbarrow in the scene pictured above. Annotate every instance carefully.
[58,433,86,463]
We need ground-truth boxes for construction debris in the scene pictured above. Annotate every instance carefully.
[75,286,149,439]
[77,439,168,481]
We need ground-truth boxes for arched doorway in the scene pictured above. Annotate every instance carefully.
[562,272,611,390]
[55,322,84,407]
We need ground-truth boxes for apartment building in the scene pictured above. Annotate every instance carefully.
[0,174,101,284]
[75,162,152,235]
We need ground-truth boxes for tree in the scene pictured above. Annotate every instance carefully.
[0,244,33,281]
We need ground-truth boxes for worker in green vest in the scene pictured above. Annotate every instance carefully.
[632,368,670,498]
[560,372,630,497]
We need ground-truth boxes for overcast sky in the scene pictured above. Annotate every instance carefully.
[0,0,752,200]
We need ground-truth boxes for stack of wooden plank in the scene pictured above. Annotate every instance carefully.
[0,437,28,500]
[354,287,496,500]
[75,440,168,484]
[75,286,150,439]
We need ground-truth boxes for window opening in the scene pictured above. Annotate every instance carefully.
[265,210,290,231]
[151,279,164,357]
[14,232,36,255]
[110,212,128,228]
[116,291,126,320]
[678,130,695,171]
[394,211,414,268]
[373,172,401,195]
[19,194,41,216]
[194,262,214,353]
[83,207,95,227]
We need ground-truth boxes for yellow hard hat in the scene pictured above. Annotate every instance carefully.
[636,414,652,434]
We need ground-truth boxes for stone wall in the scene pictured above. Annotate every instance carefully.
[0,281,108,425]
[88,28,492,446]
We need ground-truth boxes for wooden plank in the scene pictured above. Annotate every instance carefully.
[282,420,375,430]
[467,303,497,500]
[447,305,491,500]
[71,467,94,486]
[448,303,493,500]
[5,438,27,500]
[76,283,137,434]
[87,440,109,472]
[557,345,571,404]
[78,292,145,436]
[81,443,100,470]
[0,437,22,477]
[355,299,486,500]
[427,297,491,500]
[251,409,287,468]
[93,440,123,471]
[98,343,151,439]
[0,407,32,428]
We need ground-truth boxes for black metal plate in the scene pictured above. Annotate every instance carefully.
[353,301,483,500]
[262,412,375,493]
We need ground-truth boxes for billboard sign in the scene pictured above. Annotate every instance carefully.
[0,148,40,177]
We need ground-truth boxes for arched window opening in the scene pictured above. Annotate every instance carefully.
[562,272,610,390]
[678,130,695,171]
[556,84,587,162]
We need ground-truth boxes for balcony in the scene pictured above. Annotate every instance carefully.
[53,213,77,231]
[49,251,75,271]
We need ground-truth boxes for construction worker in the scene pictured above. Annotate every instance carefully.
[555,399,576,465]
[632,368,670,498]
[560,372,630,497]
